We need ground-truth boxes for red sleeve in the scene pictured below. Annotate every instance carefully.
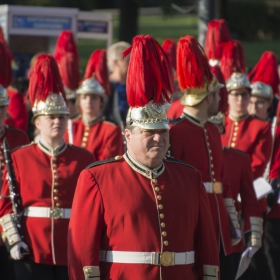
[195,174,220,280]
[100,125,124,160]
[7,91,28,131]
[68,169,104,280]
[4,116,16,128]
[240,154,262,233]
[251,122,272,179]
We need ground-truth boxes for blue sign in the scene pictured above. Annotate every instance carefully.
[12,15,72,30]
[78,20,108,34]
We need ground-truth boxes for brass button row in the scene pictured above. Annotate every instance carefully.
[204,127,216,182]
[53,156,60,207]
[152,178,168,247]
[81,126,90,148]
[231,122,239,148]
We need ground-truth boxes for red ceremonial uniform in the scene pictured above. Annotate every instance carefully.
[0,141,94,265]
[166,99,184,120]
[7,88,28,131]
[68,153,219,280]
[65,116,124,161]
[169,113,233,255]
[223,147,262,252]
[221,115,272,212]
[268,125,280,218]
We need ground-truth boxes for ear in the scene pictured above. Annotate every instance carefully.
[124,129,132,144]
[34,117,41,130]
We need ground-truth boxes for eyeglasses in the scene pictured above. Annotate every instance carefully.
[248,101,266,109]
[229,92,251,99]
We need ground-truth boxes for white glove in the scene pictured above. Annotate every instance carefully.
[10,241,29,260]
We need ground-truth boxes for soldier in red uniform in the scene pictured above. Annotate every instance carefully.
[0,54,94,280]
[0,41,29,280]
[68,35,219,280]
[169,36,239,280]
[221,72,272,280]
[209,113,263,276]
[64,49,123,160]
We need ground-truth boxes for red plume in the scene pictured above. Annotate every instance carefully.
[123,35,175,107]
[248,51,280,95]
[205,19,231,60]
[27,54,66,106]
[162,39,177,70]
[211,65,228,113]
[83,49,111,96]
[59,52,80,90]
[177,35,213,91]
[219,40,245,80]
[0,26,14,64]
[53,31,78,64]
[0,41,13,88]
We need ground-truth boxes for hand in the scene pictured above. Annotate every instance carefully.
[10,242,29,260]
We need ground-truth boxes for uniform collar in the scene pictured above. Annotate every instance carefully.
[124,150,165,179]
[181,109,206,127]
[82,115,103,126]
[229,113,249,122]
[38,139,67,157]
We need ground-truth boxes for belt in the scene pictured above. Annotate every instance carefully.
[23,207,71,219]
[203,182,223,194]
[99,250,195,267]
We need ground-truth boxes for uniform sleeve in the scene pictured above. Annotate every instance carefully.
[240,154,262,233]
[251,122,272,179]
[68,169,104,280]
[195,173,219,280]
[100,125,123,160]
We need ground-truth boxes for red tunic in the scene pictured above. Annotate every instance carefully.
[0,141,94,265]
[7,88,28,131]
[268,125,280,218]
[65,117,124,161]
[169,113,233,255]
[68,154,219,280]
[223,147,262,252]
[166,99,184,120]
[221,115,272,212]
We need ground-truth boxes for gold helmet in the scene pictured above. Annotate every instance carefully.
[27,54,69,120]
[226,72,251,92]
[177,36,224,107]
[250,82,273,100]
[76,78,105,99]
[124,35,175,130]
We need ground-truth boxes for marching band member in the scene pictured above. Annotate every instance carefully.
[0,54,93,280]
[64,49,123,160]
[68,34,219,280]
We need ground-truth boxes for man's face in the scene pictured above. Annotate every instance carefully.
[115,55,130,78]
[125,127,169,164]
[79,94,102,117]
[228,88,251,116]
[207,90,221,117]
[248,96,271,120]
[35,114,68,140]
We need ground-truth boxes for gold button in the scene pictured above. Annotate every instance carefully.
[234,127,239,131]
[82,143,86,147]
[115,155,122,160]
[162,231,167,236]
[211,164,214,168]
[0,218,3,222]
[215,268,219,273]
[158,204,163,210]
[53,189,58,193]
[161,222,165,228]
[84,268,89,273]
[1,163,4,167]
[53,164,57,167]
[213,178,216,182]
[54,175,59,179]
[85,126,90,131]
[152,179,157,183]
[82,137,88,141]
[54,182,59,186]
[163,241,169,246]
[231,143,236,147]
[209,149,212,153]
[157,195,162,200]
[204,129,207,133]
[233,132,237,136]
[234,122,238,125]
[53,169,58,173]
[53,157,57,161]
[210,156,213,160]
[56,203,61,207]
[54,196,59,200]
[232,137,236,141]
[212,171,215,175]
[160,213,164,219]
[84,132,89,136]
[155,187,160,192]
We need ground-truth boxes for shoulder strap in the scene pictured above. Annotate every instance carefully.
[86,155,122,169]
